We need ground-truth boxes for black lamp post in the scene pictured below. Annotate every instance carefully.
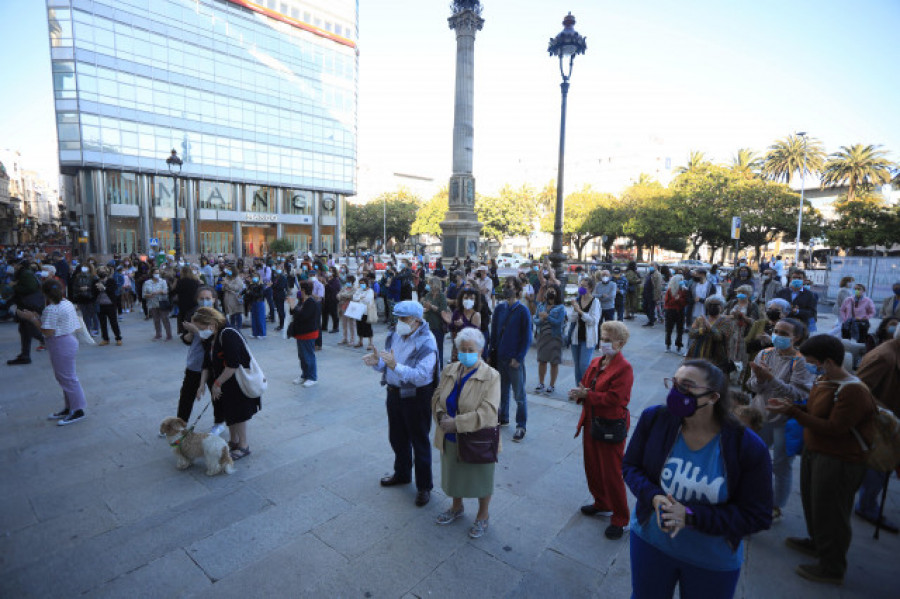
[547,12,586,278]
[165,149,183,261]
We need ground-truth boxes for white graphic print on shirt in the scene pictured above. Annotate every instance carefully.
[661,456,725,503]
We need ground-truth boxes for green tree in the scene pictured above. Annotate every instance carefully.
[539,186,620,261]
[536,180,557,215]
[731,148,761,178]
[411,187,448,239]
[268,238,294,254]
[670,165,735,260]
[674,150,711,175]
[762,134,825,184]
[346,187,421,249]
[821,144,895,202]
[620,181,686,261]
[826,193,893,253]
[475,184,539,243]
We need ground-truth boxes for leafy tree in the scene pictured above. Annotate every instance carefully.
[731,148,761,178]
[620,181,687,261]
[674,150,711,175]
[411,187,448,239]
[826,193,893,253]
[475,184,539,243]
[670,165,735,259]
[268,238,294,254]
[539,186,620,261]
[346,187,421,249]
[762,134,825,184]
[821,144,895,202]
[536,180,557,215]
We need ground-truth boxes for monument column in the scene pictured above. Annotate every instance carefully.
[440,1,484,259]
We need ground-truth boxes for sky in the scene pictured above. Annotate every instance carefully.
[1,0,898,198]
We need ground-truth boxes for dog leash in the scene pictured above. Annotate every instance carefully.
[169,400,212,447]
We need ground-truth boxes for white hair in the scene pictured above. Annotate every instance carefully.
[454,327,485,351]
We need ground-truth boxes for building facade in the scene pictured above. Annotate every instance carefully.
[46,0,358,258]
[0,150,65,246]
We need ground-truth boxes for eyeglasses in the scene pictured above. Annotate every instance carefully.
[664,377,712,396]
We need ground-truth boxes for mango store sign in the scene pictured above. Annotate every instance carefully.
[244,212,278,222]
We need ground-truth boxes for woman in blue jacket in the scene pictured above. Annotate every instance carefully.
[623,360,773,599]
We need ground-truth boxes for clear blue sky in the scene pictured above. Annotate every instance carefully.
[2,0,898,195]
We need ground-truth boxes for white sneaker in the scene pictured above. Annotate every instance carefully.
[292,376,305,385]
[302,379,318,387]
[209,423,226,436]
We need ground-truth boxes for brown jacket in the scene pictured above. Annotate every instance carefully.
[432,360,500,452]
[856,338,900,415]
[790,377,875,463]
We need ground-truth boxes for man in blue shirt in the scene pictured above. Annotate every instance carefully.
[491,277,533,442]
[365,301,438,506]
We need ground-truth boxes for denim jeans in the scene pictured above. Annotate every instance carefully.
[296,338,317,381]
[856,468,890,520]
[571,343,593,387]
[759,421,794,509]
[229,313,243,330]
[630,532,740,599]
[498,357,527,429]
[250,300,266,337]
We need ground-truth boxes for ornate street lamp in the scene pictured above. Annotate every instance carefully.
[547,12,586,278]
[165,149,183,261]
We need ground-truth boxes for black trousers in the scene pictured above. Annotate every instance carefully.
[386,384,434,491]
[273,294,286,328]
[322,300,339,332]
[177,369,219,424]
[97,303,121,341]
[18,318,44,358]
[664,308,684,349]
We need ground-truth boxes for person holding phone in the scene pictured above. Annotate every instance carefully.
[623,360,773,598]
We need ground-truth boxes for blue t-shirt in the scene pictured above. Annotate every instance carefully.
[630,432,743,572]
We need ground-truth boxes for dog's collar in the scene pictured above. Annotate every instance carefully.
[168,426,195,447]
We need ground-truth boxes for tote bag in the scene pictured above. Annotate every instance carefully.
[225,329,267,398]
[344,301,366,321]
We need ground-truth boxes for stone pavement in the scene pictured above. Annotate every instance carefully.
[0,308,896,598]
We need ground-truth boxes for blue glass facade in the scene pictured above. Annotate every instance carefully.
[47,0,357,257]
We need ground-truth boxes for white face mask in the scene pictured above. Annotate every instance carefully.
[197,329,214,340]
[602,276,610,283]
[599,341,615,356]
[462,299,475,310]
[153,274,160,280]
[396,321,413,336]
[81,267,88,273]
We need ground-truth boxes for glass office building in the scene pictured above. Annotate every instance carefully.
[46,0,357,257]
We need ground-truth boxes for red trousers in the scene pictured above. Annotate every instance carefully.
[583,434,630,527]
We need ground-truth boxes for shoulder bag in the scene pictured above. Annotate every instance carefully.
[457,426,500,464]
[587,367,628,443]
[225,328,267,398]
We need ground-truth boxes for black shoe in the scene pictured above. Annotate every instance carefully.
[329,329,339,333]
[499,420,510,427]
[58,409,86,426]
[7,356,31,365]
[642,322,654,327]
[785,537,817,557]
[580,504,613,517]
[380,474,411,487]
[415,490,431,507]
[512,428,526,442]
[604,525,624,540]
[795,564,843,586]
[275,326,283,331]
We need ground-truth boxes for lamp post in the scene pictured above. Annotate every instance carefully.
[166,148,183,262]
[793,132,807,267]
[547,13,586,279]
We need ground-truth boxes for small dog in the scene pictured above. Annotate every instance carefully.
[159,417,234,476]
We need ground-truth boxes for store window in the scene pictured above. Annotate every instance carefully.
[106,172,139,205]
[198,180,234,210]
[245,185,276,213]
[285,189,312,215]
[109,217,139,254]
[200,221,234,255]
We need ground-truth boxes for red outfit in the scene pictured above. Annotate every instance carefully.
[663,288,687,311]
[575,352,634,527]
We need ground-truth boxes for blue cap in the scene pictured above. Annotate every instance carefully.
[392,300,423,320]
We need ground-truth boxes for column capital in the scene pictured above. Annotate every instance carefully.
[448,9,484,36]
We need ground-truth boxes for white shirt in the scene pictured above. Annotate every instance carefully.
[41,299,82,336]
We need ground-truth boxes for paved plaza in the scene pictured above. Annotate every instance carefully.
[0,307,896,598]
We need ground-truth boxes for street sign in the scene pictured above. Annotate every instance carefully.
[731,217,741,240]
[149,238,160,246]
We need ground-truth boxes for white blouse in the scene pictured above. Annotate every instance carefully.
[41,299,82,336]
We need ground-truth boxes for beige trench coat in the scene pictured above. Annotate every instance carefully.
[432,360,501,452]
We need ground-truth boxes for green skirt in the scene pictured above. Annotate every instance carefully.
[441,438,496,499]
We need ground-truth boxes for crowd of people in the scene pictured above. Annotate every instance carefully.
[2,244,899,597]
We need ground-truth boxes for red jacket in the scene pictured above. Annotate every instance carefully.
[664,288,688,311]
[575,351,634,437]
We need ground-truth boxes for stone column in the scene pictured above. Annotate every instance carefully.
[440,2,484,259]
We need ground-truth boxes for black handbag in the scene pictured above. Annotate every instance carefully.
[457,426,500,464]
[590,410,627,443]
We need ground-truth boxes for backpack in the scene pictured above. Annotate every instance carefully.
[836,380,900,472]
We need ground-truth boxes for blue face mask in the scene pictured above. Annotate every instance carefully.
[888,325,897,336]
[805,363,824,376]
[771,334,792,351]
[458,352,479,368]
[648,267,655,272]
[252,277,259,283]
[425,285,431,292]
[790,280,803,289]
[198,299,214,308]
[360,283,367,290]
[736,293,747,300]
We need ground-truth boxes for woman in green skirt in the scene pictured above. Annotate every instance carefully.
[432,327,501,538]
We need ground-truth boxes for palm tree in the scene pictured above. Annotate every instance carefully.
[821,144,896,202]
[675,150,711,175]
[731,148,761,177]
[762,134,825,184]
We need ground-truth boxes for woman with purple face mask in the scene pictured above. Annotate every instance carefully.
[568,277,601,386]
[623,360,773,599]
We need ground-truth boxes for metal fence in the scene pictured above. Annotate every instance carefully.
[825,256,900,303]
